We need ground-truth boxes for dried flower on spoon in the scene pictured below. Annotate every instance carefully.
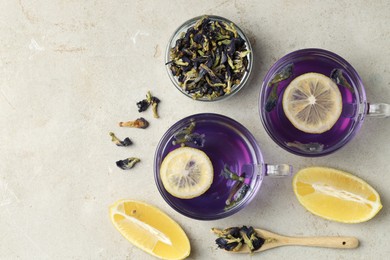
[212,226,265,253]
[213,227,243,252]
[109,132,132,147]
[240,226,265,252]
[119,117,149,129]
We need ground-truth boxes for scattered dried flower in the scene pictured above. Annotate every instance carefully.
[119,117,149,129]
[109,132,133,147]
[136,91,161,118]
[116,157,141,170]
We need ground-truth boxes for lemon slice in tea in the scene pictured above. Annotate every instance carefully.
[293,167,382,223]
[282,72,342,134]
[160,147,213,199]
[109,200,190,259]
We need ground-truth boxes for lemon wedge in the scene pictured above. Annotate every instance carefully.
[109,200,190,259]
[160,147,213,199]
[293,167,382,223]
[282,72,342,134]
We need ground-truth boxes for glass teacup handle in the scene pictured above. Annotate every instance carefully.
[265,164,292,177]
[367,103,390,118]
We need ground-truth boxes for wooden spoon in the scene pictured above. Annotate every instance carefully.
[215,228,359,253]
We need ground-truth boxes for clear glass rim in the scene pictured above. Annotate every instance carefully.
[165,15,254,102]
[259,48,367,157]
[153,113,264,220]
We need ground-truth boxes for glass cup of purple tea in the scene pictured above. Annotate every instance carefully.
[154,113,292,220]
[260,48,390,157]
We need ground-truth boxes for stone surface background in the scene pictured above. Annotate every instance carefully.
[0,1,389,259]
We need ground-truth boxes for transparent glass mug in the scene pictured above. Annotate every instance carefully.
[154,113,292,220]
[259,48,390,157]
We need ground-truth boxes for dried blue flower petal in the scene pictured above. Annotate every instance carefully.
[109,132,132,147]
[136,91,161,118]
[136,99,149,112]
[212,227,241,239]
[330,68,354,93]
[215,237,243,252]
[119,117,149,129]
[268,63,294,86]
[184,132,205,147]
[221,165,245,182]
[149,96,160,118]
[116,157,140,170]
[173,122,195,142]
[286,141,324,153]
[266,63,294,112]
[225,181,242,206]
[212,226,264,252]
[168,15,250,99]
[172,121,204,147]
[223,169,251,210]
[224,182,250,210]
[240,226,265,252]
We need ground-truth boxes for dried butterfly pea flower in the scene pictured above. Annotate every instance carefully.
[221,166,250,210]
[265,63,294,112]
[224,182,250,210]
[168,15,250,100]
[330,68,354,93]
[147,92,161,118]
[119,117,149,129]
[183,132,205,147]
[136,91,161,118]
[173,121,196,141]
[213,227,243,252]
[116,157,140,170]
[172,121,205,147]
[240,226,265,252]
[212,226,265,253]
[268,63,294,86]
[136,99,149,112]
[212,227,241,238]
[221,165,245,182]
[225,180,242,206]
[215,237,243,252]
[109,132,132,147]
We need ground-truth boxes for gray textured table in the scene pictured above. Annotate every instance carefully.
[1,1,389,259]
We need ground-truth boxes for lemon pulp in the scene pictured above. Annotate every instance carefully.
[109,200,190,259]
[160,147,214,199]
[282,72,342,134]
[293,167,382,223]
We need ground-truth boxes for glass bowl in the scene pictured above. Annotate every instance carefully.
[165,15,253,102]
